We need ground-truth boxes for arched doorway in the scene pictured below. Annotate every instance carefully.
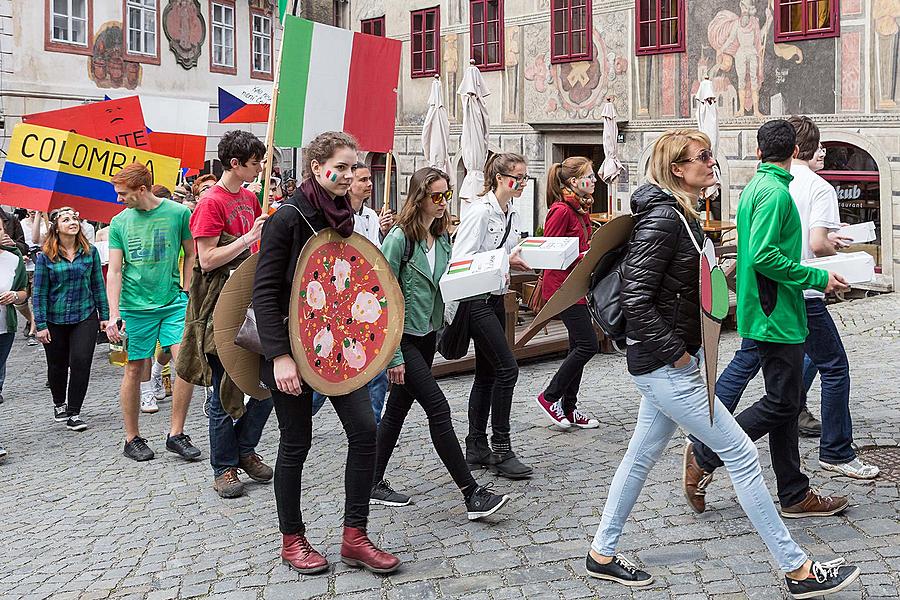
[820,142,883,274]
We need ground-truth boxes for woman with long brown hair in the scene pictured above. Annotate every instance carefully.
[370,167,510,520]
[33,207,109,431]
[535,157,600,430]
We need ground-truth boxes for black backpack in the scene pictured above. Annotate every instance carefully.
[586,243,630,345]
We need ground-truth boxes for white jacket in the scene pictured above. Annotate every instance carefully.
[451,191,520,294]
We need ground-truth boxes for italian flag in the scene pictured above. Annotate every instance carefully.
[274,17,402,152]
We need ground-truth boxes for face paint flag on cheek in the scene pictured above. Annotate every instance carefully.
[508,179,516,190]
[325,170,338,183]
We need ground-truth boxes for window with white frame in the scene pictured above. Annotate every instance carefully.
[126,0,157,56]
[252,12,272,74]
[51,0,89,46]
[211,1,236,69]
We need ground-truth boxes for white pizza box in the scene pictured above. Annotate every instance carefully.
[440,249,510,302]
[836,221,876,244]
[516,236,579,270]
[802,252,875,284]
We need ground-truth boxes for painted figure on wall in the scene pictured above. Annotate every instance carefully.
[875,0,900,108]
[89,23,142,90]
[162,0,206,69]
[445,34,460,122]
[504,26,521,120]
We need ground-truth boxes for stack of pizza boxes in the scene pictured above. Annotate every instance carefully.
[440,249,510,302]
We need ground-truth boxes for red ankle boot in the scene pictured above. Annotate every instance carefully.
[340,526,401,574]
[281,533,328,574]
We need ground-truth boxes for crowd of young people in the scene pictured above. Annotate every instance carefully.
[0,117,874,597]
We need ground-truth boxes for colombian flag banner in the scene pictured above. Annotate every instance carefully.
[0,123,180,223]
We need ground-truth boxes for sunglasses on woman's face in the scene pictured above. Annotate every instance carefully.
[429,190,453,204]
[676,149,715,164]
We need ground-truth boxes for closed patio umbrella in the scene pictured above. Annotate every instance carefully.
[696,77,721,223]
[599,99,624,213]
[457,60,490,217]
[422,75,451,174]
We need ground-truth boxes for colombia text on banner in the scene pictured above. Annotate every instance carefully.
[0,123,180,223]
[219,85,272,123]
[23,96,152,151]
[273,17,402,152]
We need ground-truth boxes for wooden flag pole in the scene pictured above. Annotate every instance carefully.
[259,0,297,214]
[382,151,393,215]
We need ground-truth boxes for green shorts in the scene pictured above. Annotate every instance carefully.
[121,294,188,361]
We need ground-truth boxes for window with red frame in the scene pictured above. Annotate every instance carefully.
[470,0,503,71]
[775,0,840,41]
[636,0,685,55]
[46,0,93,55]
[551,0,592,64]
[411,7,440,78]
[361,16,385,36]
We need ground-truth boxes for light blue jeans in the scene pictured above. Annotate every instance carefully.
[591,358,808,573]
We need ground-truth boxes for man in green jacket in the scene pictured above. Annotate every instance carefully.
[686,120,850,519]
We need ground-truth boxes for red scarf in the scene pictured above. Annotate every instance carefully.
[562,189,590,215]
[300,177,354,238]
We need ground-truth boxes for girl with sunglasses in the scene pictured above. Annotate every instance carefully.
[535,157,600,430]
[33,207,109,431]
[451,152,533,480]
[370,167,510,519]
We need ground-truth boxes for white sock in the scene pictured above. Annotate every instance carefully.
[152,359,164,379]
[140,380,152,394]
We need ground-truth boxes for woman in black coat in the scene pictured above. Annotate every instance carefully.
[253,132,400,575]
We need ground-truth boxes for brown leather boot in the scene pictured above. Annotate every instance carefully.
[281,533,328,574]
[683,442,714,514]
[780,489,849,519]
[340,526,401,574]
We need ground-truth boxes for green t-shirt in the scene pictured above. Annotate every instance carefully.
[109,199,192,311]
[735,163,828,344]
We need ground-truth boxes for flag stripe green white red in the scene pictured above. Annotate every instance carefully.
[274,17,401,152]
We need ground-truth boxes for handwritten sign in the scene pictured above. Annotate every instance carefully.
[23,96,151,151]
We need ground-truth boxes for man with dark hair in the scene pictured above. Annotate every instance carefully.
[690,117,878,481]
[683,120,853,522]
[175,129,271,498]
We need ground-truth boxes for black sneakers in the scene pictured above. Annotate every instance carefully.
[585,553,653,587]
[370,480,412,507]
[166,433,202,460]
[465,484,509,521]
[53,404,68,422]
[66,415,87,432]
[785,558,860,599]
[123,437,155,462]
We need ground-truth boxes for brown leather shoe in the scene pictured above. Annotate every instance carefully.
[281,533,328,574]
[213,468,245,499]
[683,442,715,514]
[239,453,274,482]
[780,489,849,518]
[340,526,401,574]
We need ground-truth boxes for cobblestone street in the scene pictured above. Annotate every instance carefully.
[0,293,898,600]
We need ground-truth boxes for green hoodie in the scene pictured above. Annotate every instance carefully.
[0,246,27,335]
[735,163,829,344]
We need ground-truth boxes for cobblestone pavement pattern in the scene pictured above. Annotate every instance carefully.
[0,293,898,600]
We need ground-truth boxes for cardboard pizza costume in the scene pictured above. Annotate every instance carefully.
[289,230,404,397]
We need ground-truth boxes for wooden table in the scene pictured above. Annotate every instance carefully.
[590,212,613,227]
[703,219,736,243]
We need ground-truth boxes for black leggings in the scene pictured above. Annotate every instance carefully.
[374,332,477,494]
[543,303,599,414]
[44,314,99,415]
[272,384,375,533]
[467,296,518,443]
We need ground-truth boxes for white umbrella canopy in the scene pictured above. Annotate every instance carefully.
[422,75,451,174]
[696,77,721,219]
[457,61,491,215]
[599,100,624,213]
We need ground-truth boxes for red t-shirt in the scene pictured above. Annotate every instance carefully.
[189,184,261,240]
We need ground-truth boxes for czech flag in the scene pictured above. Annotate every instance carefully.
[0,123,181,223]
[219,85,271,123]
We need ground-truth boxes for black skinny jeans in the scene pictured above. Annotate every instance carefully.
[44,313,99,415]
[374,332,477,494]
[542,303,599,414]
[272,384,375,534]
[467,295,518,444]
[694,340,809,507]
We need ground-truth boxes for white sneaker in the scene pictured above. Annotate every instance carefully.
[140,391,159,414]
[819,458,879,480]
[150,372,166,400]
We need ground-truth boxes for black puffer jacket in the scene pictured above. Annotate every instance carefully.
[622,184,704,376]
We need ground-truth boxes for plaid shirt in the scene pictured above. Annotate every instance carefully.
[33,246,109,330]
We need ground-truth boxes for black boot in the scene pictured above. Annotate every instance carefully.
[465,433,492,469]
[490,435,533,480]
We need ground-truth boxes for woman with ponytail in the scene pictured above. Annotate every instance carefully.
[33,207,109,431]
[535,157,600,430]
[451,152,533,480]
